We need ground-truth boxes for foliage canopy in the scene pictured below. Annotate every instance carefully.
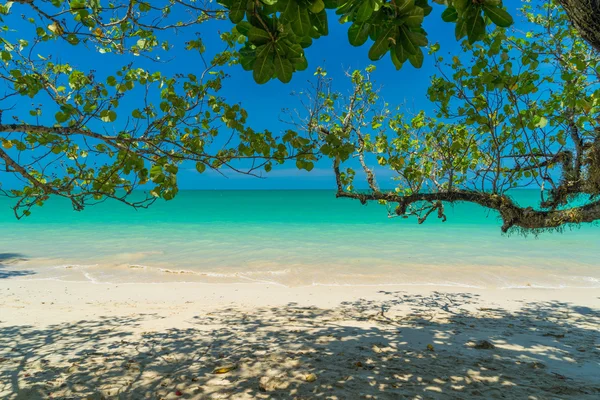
[0,0,315,218]
[1,0,600,234]
[294,2,600,232]
[220,0,514,83]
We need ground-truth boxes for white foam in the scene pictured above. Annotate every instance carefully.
[52,264,99,270]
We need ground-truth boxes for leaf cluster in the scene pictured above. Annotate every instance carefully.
[221,0,514,83]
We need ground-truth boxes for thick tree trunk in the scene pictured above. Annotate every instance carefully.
[558,0,600,52]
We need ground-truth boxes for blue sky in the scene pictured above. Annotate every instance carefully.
[178,2,526,189]
[183,5,465,189]
[3,1,525,191]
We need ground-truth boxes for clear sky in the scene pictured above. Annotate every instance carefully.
[182,5,464,190]
[3,1,526,191]
[179,2,525,189]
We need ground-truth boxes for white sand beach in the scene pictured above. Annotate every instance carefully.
[1,280,599,399]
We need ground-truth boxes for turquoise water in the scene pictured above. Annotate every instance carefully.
[0,190,598,288]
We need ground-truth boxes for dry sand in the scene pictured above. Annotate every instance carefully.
[1,280,599,399]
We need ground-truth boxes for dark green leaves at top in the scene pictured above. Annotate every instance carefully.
[219,0,514,83]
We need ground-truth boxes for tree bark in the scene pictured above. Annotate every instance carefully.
[558,0,600,52]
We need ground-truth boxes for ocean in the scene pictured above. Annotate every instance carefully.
[1,190,598,288]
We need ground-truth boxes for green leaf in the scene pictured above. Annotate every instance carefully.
[295,7,312,37]
[348,22,370,46]
[65,34,79,45]
[408,47,424,68]
[229,0,246,23]
[282,41,304,60]
[395,0,414,15]
[441,6,458,22]
[309,0,325,13]
[236,21,253,36]
[368,28,394,61]
[394,38,410,63]
[536,116,548,129]
[294,56,308,71]
[410,31,428,47]
[455,18,468,40]
[248,27,272,45]
[195,162,206,173]
[240,54,256,71]
[55,111,69,123]
[397,26,417,56]
[100,110,117,122]
[466,14,486,44]
[285,1,311,37]
[454,0,469,12]
[253,45,275,84]
[390,48,404,70]
[274,52,293,83]
[310,10,328,35]
[403,7,424,28]
[355,0,374,22]
[483,5,513,28]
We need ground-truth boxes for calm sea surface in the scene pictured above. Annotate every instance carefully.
[1,190,598,288]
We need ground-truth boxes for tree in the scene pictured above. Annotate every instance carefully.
[0,0,315,218]
[0,0,598,223]
[220,0,600,85]
[557,0,600,53]
[292,2,600,233]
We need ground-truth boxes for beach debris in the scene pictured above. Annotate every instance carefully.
[354,361,363,368]
[552,372,571,380]
[477,307,499,312]
[543,332,566,339]
[529,361,546,369]
[212,364,237,374]
[305,373,318,382]
[473,340,495,350]
[259,375,290,392]
[175,390,183,396]
[426,344,435,352]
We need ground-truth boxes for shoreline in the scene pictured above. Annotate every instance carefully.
[5,273,600,290]
[5,259,600,290]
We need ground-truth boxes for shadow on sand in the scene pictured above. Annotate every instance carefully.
[0,253,34,279]
[0,291,599,399]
